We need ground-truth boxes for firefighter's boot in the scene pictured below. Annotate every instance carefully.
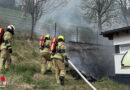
[59,76,64,85]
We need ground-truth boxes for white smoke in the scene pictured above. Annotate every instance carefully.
[126,0,130,9]
[35,0,90,36]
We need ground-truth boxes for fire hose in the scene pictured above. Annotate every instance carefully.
[68,60,97,90]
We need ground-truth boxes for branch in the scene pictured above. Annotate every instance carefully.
[100,0,113,17]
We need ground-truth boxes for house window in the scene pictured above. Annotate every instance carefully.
[115,45,120,53]
[120,44,130,54]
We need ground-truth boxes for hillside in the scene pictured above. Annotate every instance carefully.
[0,7,31,31]
[0,38,129,90]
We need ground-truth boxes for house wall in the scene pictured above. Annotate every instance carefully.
[113,31,130,45]
[113,31,130,74]
[115,54,130,74]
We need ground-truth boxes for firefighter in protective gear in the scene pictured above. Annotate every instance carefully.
[40,35,52,74]
[51,35,67,85]
[0,25,15,72]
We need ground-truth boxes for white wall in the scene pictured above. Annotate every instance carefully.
[113,32,130,45]
[114,54,130,74]
[113,31,130,74]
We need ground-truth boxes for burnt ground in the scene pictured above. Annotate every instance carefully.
[66,42,115,80]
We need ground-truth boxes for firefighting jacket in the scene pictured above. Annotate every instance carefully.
[51,41,67,60]
[40,40,51,54]
[1,31,12,50]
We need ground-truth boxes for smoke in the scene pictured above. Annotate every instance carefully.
[0,0,116,80]
[35,0,94,37]
[34,0,115,80]
[67,42,115,80]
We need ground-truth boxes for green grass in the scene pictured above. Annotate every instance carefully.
[0,7,31,32]
[0,39,128,89]
[0,39,130,90]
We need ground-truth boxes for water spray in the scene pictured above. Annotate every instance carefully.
[68,59,97,90]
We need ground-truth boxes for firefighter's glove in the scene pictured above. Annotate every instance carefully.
[4,40,8,44]
[8,49,12,53]
[65,57,69,62]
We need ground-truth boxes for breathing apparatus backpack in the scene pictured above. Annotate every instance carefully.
[0,28,4,44]
[50,37,57,53]
[39,35,45,49]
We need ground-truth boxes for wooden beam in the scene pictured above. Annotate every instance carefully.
[124,30,129,34]
[114,32,119,36]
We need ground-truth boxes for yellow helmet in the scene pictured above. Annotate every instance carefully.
[45,34,50,39]
[58,35,64,41]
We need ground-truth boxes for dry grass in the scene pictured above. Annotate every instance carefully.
[0,39,130,90]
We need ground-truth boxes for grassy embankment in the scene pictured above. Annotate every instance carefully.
[0,39,129,90]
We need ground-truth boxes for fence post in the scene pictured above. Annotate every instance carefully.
[55,23,57,37]
[76,27,78,42]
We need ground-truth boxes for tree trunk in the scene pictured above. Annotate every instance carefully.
[97,14,102,44]
[98,15,102,32]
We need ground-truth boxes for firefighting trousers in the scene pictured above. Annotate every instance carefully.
[0,49,11,71]
[40,52,52,74]
[53,59,66,84]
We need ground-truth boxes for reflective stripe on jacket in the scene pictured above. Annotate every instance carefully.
[51,41,67,60]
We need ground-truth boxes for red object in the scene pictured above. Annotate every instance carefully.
[50,37,57,51]
[1,76,7,86]
[1,76,5,82]
[39,35,44,46]
[0,28,4,42]
[41,35,44,40]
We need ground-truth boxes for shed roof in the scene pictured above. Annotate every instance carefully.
[101,26,130,40]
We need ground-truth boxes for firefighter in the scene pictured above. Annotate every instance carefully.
[51,35,68,85]
[40,35,52,74]
[0,25,15,72]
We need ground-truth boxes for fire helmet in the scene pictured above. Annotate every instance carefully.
[7,25,15,35]
[45,35,50,39]
[58,35,64,41]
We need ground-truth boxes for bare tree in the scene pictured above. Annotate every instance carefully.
[24,0,67,39]
[81,0,115,33]
[117,0,130,26]
[24,0,46,39]
[81,0,116,44]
